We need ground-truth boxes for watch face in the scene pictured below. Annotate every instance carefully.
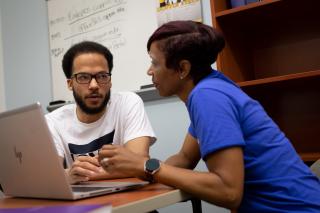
[146,158,160,172]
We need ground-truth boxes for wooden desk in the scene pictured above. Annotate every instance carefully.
[0,178,192,213]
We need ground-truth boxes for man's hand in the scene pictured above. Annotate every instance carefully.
[66,155,105,184]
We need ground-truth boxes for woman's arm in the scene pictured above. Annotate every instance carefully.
[165,133,200,169]
[155,146,244,209]
[99,134,244,209]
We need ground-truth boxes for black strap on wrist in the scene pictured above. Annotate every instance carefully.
[144,171,155,183]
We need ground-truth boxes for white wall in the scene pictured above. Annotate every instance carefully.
[0,0,215,112]
[0,10,5,112]
[0,0,52,111]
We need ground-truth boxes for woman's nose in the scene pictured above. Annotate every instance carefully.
[147,67,153,76]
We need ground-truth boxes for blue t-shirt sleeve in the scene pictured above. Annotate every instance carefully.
[188,123,196,138]
[188,88,245,159]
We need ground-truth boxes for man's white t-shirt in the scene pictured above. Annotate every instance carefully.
[45,91,156,167]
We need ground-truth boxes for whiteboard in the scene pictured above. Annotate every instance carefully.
[47,0,158,101]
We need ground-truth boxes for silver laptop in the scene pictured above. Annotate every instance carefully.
[0,102,148,200]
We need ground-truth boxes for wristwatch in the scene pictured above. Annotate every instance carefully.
[144,158,161,183]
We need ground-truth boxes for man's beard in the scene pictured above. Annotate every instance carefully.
[73,90,110,115]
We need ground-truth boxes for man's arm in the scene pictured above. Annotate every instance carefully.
[125,136,150,157]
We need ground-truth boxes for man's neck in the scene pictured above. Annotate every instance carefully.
[76,107,106,123]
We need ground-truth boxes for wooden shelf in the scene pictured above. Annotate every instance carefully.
[238,70,320,88]
[212,0,320,83]
[211,0,320,162]
[215,0,281,17]
[300,153,320,162]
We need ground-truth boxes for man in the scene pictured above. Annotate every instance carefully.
[46,41,156,184]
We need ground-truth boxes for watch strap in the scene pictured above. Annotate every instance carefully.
[144,158,161,183]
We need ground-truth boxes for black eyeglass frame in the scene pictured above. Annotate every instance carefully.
[71,72,112,84]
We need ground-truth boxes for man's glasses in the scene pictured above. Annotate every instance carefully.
[71,72,111,84]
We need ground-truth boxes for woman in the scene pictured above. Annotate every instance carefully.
[98,21,320,212]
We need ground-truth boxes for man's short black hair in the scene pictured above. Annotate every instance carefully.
[62,41,113,79]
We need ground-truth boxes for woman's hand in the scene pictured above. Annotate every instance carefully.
[98,144,148,178]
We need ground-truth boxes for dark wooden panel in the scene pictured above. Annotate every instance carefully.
[242,77,320,159]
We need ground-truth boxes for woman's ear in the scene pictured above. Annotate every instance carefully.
[178,60,191,80]
[67,79,73,91]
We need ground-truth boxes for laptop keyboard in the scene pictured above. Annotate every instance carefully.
[72,186,109,193]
